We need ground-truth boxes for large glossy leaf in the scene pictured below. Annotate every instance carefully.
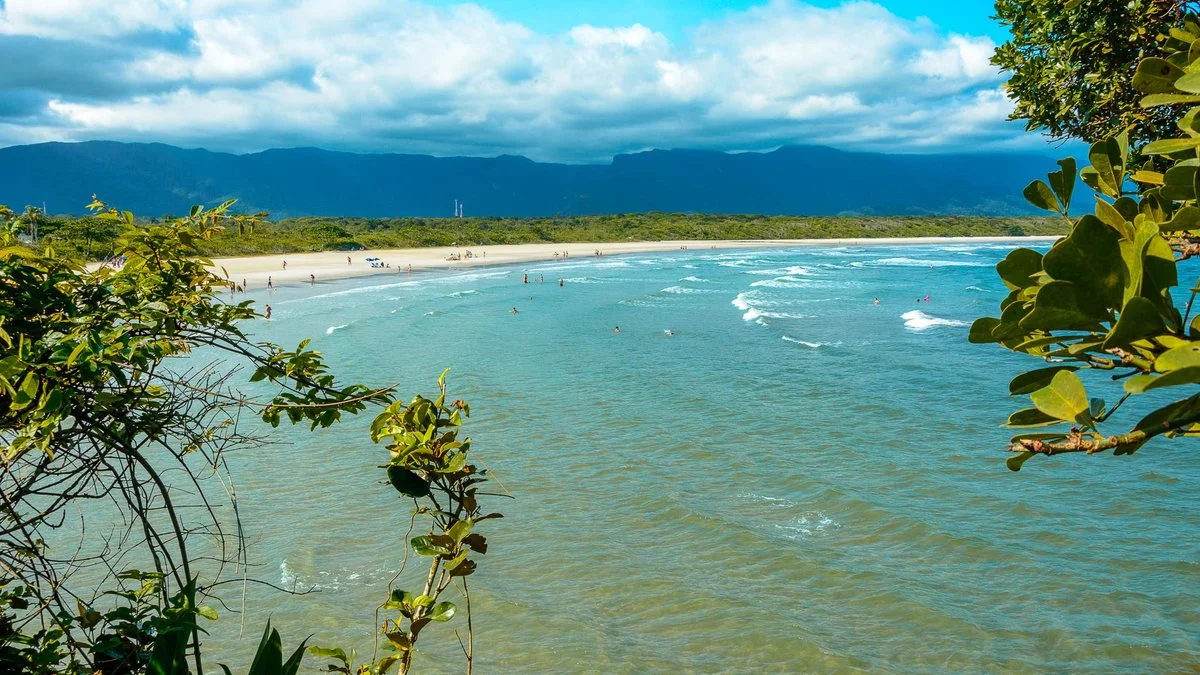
[1103,297,1167,349]
[968,317,1001,344]
[1133,57,1186,93]
[1019,281,1109,332]
[1088,137,1125,196]
[1144,137,1200,154]
[1009,366,1079,395]
[1042,215,1124,310]
[1124,367,1200,394]
[387,466,430,498]
[429,601,456,622]
[1155,343,1200,371]
[1006,408,1062,428]
[1023,180,1060,212]
[996,248,1043,290]
[1030,371,1089,423]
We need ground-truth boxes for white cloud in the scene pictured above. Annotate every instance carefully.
[0,0,1022,160]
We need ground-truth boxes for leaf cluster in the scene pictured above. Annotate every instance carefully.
[974,19,1200,469]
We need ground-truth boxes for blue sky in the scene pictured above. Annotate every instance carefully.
[0,1,1039,162]
[427,0,1007,41]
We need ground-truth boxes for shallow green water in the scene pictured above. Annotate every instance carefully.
[201,243,1197,672]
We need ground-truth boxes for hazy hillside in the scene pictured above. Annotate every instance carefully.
[0,141,1055,218]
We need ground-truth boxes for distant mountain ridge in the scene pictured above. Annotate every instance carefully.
[0,141,1055,218]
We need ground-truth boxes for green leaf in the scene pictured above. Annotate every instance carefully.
[1133,57,1186,93]
[1144,137,1200,155]
[968,317,1001,344]
[1124,367,1200,394]
[995,248,1043,290]
[248,624,283,675]
[1006,451,1037,472]
[1023,180,1060,213]
[1030,370,1089,423]
[446,519,473,544]
[1006,408,1062,428]
[1174,70,1200,93]
[1141,93,1200,107]
[1049,157,1076,210]
[1155,343,1200,371]
[1008,366,1079,395]
[1042,215,1124,310]
[1088,137,1125,196]
[429,601,456,622]
[197,605,218,621]
[387,466,430,498]
[410,535,452,557]
[1102,297,1167,350]
[1019,281,1109,332]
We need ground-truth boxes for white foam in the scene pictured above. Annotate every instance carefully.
[965,285,989,292]
[743,307,806,322]
[775,512,839,539]
[901,309,967,330]
[732,293,754,311]
[747,265,815,276]
[750,276,811,289]
[851,257,988,269]
[661,285,721,295]
[446,289,479,298]
[782,336,836,348]
[680,275,707,282]
[325,324,349,335]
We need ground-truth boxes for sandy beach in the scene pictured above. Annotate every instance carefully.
[207,236,1059,289]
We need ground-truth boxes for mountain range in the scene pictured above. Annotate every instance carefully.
[0,141,1057,219]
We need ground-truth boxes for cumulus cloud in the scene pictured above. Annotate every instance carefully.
[0,0,1029,160]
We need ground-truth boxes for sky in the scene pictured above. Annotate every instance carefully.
[0,0,1042,162]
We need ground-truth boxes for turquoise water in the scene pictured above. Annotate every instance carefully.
[208,243,1198,672]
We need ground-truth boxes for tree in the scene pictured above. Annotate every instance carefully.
[0,198,500,672]
[17,205,42,244]
[972,19,1200,469]
[992,0,1199,143]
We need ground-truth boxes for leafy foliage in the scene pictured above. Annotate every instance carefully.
[992,0,1198,143]
[973,19,1200,469]
[0,198,501,672]
[310,370,501,675]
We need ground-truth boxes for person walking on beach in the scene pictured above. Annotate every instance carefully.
[347,256,351,265]
[282,260,287,270]
[267,276,273,291]
[408,263,413,274]
[242,278,247,292]
[264,304,272,320]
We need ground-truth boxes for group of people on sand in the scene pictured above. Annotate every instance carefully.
[553,251,570,259]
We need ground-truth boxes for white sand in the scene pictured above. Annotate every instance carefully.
[207,237,1058,289]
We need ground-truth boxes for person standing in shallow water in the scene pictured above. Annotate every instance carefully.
[310,273,315,286]
[559,278,564,287]
[264,305,272,320]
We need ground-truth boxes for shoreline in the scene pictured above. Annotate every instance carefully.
[207,236,1058,290]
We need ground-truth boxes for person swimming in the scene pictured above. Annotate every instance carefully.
[613,326,620,333]
[510,307,519,314]
[559,278,564,287]
[873,297,879,305]
[664,329,674,336]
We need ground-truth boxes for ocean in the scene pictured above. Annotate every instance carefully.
[203,242,1198,672]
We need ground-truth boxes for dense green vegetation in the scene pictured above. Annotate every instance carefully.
[0,200,497,673]
[27,212,1065,260]
[992,0,1196,143]
[973,5,1200,469]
